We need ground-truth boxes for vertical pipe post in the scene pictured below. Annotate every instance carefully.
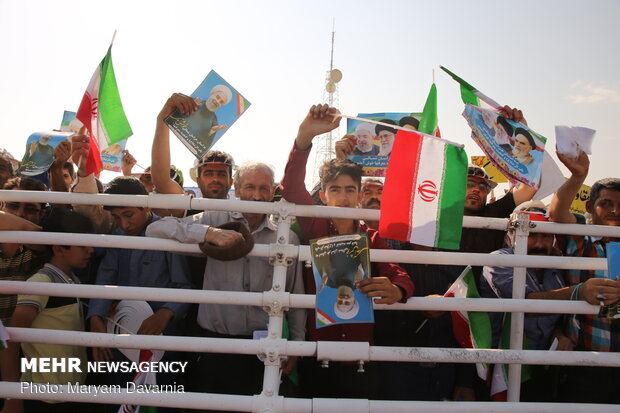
[259,212,293,408]
[507,212,530,401]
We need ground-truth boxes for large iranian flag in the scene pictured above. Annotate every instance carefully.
[379,129,467,249]
[76,46,133,176]
[444,266,492,380]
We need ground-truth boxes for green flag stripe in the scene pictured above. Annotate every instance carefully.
[435,144,468,249]
[460,84,480,106]
[418,83,437,135]
[99,47,133,145]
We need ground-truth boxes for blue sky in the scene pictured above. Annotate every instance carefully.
[1,0,618,187]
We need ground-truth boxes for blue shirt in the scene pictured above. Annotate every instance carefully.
[480,247,564,350]
[87,215,193,328]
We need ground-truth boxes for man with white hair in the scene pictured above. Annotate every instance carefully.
[186,84,233,148]
[352,122,379,156]
[146,161,305,404]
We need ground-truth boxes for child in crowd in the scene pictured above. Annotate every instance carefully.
[0,209,94,413]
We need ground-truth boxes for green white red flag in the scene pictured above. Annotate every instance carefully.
[379,129,467,249]
[76,46,132,176]
[444,266,493,379]
[440,66,502,110]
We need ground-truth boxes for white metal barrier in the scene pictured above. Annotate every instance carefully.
[1,190,619,412]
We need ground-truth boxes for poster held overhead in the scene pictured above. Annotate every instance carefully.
[165,70,251,159]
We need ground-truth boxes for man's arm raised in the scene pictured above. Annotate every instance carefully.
[295,104,341,150]
[549,151,589,224]
[152,93,197,196]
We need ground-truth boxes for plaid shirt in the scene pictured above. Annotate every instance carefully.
[0,246,47,324]
[560,217,620,352]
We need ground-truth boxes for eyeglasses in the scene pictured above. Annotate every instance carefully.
[3,202,42,216]
[466,180,491,192]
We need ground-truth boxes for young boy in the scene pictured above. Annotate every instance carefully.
[279,104,414,399]
[87,176,193,358]
[1,209,94,413]
[85,176,192,413]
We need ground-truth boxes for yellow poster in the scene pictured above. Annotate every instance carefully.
[471,156,508,183]
[569,183,591,216]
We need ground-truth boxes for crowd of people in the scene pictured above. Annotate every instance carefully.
[0,95,619,412]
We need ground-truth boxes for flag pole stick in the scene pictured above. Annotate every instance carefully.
[110,30,117,47]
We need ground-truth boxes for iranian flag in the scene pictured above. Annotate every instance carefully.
[379,129,467,249]
[440,66,502,110]
[76,45,133,177]
[444,266,492,380]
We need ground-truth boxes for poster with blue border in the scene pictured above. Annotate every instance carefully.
[346,112,421,177]
[165,70,251,159]
[310,233,373,328]
[463,105,546,189]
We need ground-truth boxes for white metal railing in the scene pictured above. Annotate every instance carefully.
[1,189,619,412]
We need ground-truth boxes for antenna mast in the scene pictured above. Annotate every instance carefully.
[312,20,342,185]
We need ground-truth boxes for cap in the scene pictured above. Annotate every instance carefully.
[189,157,234,183]
[199,221,255,261]
[467,164,498,189]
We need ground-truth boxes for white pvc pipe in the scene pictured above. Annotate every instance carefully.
[0,281,600,314]
[508,214,529,402]
[6,190,619,237]
[2,381,617,413]
[7,327,316,356]
[0,231,607,270]
[9,327,619,367]
[262,217,292,397]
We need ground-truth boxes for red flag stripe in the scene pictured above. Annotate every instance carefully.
[379,130,424,242]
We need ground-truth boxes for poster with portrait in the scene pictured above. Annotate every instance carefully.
[17,132,71,176]
[165,70,251,159]
[101,139,128,173]
[463,105,546,189]
[310,233,373,328]
[346,112,422,177]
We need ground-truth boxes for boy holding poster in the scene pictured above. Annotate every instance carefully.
[280,103,413,399]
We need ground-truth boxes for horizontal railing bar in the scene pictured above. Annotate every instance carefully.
[0,280,600,314]
[0,382,616,413]
[3,190,620,237]
[7,328,620,367]
[0,231,608,270]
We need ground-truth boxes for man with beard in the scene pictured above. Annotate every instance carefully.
[352,123,379,156]
[146,162,305,407]
[376,119,397,156]
[480,203,618,401]
[359,178,383,229]
[548,150,620,403]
